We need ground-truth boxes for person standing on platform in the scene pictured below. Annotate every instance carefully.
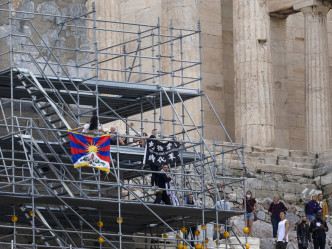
[214,194,230,211]
[297,216,311,249]
[186,194,195,205]
[109,126,125,146]
[242,190,257,237]
[154,165,171,205]
[317,193,329,221]
[309,212,329,249]
[276,211,289,249]
[268,195,288,238]
[306,194,321,222]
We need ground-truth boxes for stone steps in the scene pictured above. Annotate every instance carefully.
[229,237,260,249]
[277,159,314,169]
[289,150,315,158]
[245,162,314,176]
[215,145,317,177]
[277,155,316,164]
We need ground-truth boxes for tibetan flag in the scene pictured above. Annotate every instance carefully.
[69,132,111,173]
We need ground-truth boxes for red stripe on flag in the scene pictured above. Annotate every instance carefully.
[98,145,110,151]
[71,148,88,155]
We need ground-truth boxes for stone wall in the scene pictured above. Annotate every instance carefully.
[115,0,225,140]
[0,0,91,78]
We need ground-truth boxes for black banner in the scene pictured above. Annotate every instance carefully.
[143,139,181,166]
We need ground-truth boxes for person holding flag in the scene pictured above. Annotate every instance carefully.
[70,111,107,135]
[68,111,111,173]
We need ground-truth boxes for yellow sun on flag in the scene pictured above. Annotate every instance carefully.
[88,144,98,154]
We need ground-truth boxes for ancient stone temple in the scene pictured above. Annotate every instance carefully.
[0,1,332,247]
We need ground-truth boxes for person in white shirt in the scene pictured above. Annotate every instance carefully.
[70,111,107,134]
[276,211,290,249]
[214,195,230,211]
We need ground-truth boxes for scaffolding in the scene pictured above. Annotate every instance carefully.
[0,1,248,248]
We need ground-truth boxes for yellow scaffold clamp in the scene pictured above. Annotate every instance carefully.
[11,216,18,223]
[117,217,123,224]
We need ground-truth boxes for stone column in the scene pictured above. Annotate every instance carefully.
[233,0,274,146]
[295,1,331,153]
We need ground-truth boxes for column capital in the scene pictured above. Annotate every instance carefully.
[294,0,331,13]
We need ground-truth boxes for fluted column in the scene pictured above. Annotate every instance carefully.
[298,2,331,152]
[233,0,274,146]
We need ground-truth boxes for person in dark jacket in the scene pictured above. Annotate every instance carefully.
[153,165,171,205]
[297,216,311,249]
[148,130,158,188]
[309,212,329,249]
[268,195,288,238]
[306,194,322,221]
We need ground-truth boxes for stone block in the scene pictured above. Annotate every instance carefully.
[269,0,300,13]
[274,129,289,149]
[257,210,266,221]
[278,159,296,167]
[246,178,262,190]
[323,183,332,194]
[262,180,278,191]
[289,137,306,151]
[261,197,273,210]
[283,193,297,203]
[321,173,332,186]
[287,101,305,115]
[255,189,273,199]
[286,212,300,225]
[275,115,290,129]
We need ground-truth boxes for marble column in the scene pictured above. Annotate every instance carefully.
[233,0,274,146]
[295,2,331,153]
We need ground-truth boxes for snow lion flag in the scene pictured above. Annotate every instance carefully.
[69,132,111,173]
